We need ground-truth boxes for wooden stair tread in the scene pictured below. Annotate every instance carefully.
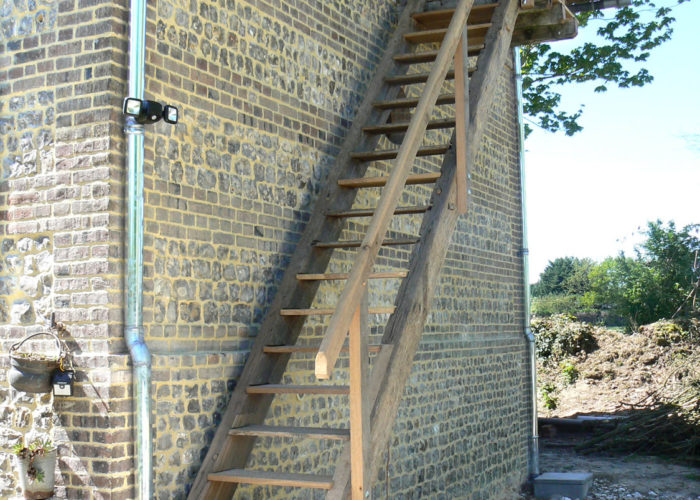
[229,425,350,440]
[338,172,440,188]
[411,3,497,29]
[393,46,484,64]
[327,205,430,217]
[313,238,419,249]
[264,344,383,354]
[351,144,449,161]
[404,23,491,44]
[363,118,456,134]
[297,271,407,280]
[385,69,455,85]
[280,306,396,315]
[374,93,455,110]
[246,384,350,395]
[208,469,334,489]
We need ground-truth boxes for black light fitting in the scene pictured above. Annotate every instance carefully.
[123,97,179,125]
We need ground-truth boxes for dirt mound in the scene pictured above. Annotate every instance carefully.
[537,320,700,418]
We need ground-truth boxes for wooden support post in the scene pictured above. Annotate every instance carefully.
[454,27,470,214]
[349,289,370,499]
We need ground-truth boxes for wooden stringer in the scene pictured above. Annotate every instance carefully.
[187,0,520,497]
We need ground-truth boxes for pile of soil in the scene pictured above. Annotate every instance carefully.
[537,320,699,419]
[530,318,700,498]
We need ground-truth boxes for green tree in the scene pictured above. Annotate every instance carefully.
[586,221,700,327]
[520,0,684,136]
[532,256,593,297]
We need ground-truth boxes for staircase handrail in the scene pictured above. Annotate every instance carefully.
[315,0,476,379]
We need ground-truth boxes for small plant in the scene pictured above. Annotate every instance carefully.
[560,362,579,384]
[540,384,558,410]
[12,438,55,483]
[531,314,598,363]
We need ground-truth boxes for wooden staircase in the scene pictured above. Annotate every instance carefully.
[188,0,530,498]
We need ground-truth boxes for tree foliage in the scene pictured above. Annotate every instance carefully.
[520,0,684,136]
[532,221,700,328]
[587,221,700,327]
[532,256,594,297]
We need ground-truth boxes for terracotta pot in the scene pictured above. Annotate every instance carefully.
[16,449,57,499]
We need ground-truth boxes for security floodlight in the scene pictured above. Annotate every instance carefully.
[123,98,179,125]
[163,105,178,124]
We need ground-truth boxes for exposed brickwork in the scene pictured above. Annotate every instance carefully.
[1,0,531,496]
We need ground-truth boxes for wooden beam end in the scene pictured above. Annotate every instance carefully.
[315,352,331,380]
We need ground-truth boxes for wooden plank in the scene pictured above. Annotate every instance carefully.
[367,0,522,491]
[326,344,394,500]
[263,344,382,354]
[326,205,430,218]
[374,93,455,110]
[404,23,490,44]
[393,46,483,64]
[338,172,440,189]
[385,69,456,86]
[313,239,418,249]
[246,384,350,395]
[363,118,456,135]
[412,3,497,28]
[315,0,476,381]
[186,1,429,497]
[209,470,334,489]
[329,0,521,496]
[296,271,408,281]
[454,28,470,214]
[229,425,350,440]
[411,3,578,45]
[280,307,396,316]
[351,145,449,162]
[349,294,369,500]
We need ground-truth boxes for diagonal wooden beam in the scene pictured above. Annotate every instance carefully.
[326,0,521,496]
[315,0,477,381]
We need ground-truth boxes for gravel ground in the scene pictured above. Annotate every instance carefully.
[519,435,700,500]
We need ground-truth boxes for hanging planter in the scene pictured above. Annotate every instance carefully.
[8,331,65,394]
[13,438,57,499]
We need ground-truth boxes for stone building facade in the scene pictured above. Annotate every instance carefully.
[0,0,531,497]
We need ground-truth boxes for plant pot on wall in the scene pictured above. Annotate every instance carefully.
[14,441,57,500]
[8,332,64,393]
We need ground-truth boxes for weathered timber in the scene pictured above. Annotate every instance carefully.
[351,144,449,161]
[338,173,440,189]
[208,470,334,489]
[454,27,470,214]
[327,0,521,495]
[186,0,430,497]
[363,118,456,135]
[228,425,351,440]
[315,0,476,381]
[326,205,431,218]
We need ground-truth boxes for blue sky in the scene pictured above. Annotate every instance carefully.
[523,0,700,283]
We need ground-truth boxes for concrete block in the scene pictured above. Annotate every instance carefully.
[534,472,593,500]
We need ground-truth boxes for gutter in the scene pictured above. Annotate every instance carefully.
[124,0,153,496]
[513,47,539,478]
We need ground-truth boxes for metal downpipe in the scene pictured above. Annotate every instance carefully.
[124,0,152,496]
[513,47,539,478]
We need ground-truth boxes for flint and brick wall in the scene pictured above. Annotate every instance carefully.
[1,0,530,496]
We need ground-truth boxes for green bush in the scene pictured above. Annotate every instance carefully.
[531,314,598,362]
[531,293,592,317]
[540,384,558,410]
[560,361,579,384]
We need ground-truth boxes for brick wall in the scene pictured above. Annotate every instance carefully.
[1,0,531,496]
